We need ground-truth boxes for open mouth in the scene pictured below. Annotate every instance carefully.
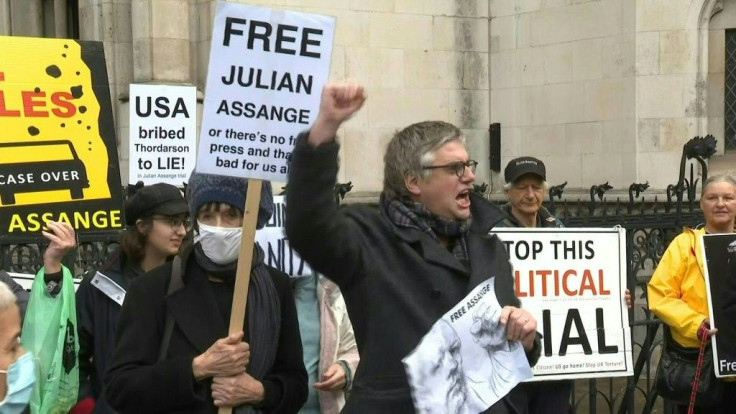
[456,189,471,202]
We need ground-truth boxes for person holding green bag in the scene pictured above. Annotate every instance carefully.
[20,221,79,414]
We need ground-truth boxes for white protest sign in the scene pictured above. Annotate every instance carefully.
[255,195,312,277]
[490,228,632,380]
[128,84,197,186]
[196,2,335,181]
[403,278,532,413]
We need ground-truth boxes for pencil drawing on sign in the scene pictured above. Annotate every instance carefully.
[403,278,532,413]
[470,301,521,399]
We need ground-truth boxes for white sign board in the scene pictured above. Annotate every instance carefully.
[255,195,312,277]
[196,2,335,181]
[128,84,197,186]
[490,228,632,381]
[403,278,532,413]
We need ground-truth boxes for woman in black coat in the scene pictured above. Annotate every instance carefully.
[105,174,307,413]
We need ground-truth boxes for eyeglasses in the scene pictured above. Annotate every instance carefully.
[422,160,478,177]
[152,216,192,231]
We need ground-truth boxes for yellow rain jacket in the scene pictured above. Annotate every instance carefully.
[648,228,708,348]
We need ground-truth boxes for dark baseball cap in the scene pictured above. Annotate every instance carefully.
[125,182,188,225]
[504,157,546,183]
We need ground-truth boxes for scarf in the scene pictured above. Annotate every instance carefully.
[194,243,280,413]
[381,194,470,267]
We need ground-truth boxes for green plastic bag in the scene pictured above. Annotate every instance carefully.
[21,266,79,414]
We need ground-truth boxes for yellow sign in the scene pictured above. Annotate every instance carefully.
[0,36,123,235]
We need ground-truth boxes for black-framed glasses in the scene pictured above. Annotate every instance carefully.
[422,160,478,177]
[152,216,192,231]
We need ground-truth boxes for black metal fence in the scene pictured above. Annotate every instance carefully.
[541,135,716,414]
[546,192,703,414]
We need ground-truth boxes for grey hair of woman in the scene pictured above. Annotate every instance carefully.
[0,282,17,312]
[383,121,464,201]
[701,173,736,197]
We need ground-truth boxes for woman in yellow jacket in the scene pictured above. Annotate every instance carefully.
[648,173,736,413]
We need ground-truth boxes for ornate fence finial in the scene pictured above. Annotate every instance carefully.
[628,181,649,213]
[334,181,353,205]
[549,181,567,201]
[683,135,717,160]
[590,181,613,202]
[629,181,649,199]
[548,181,567,210]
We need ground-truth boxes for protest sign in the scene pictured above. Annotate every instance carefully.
[403,278,533,413]
[128,84,197,186]
[196,1,335,181]
[702,233,736,377]
[255,196,312,277]
[490,228,632,380]
[0,36,124,237]
[196,6,334,410]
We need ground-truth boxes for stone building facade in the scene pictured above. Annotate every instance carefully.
[1,0,733,200]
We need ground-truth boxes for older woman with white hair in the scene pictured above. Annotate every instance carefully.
[0,282,35,413]
[648,173,736,413]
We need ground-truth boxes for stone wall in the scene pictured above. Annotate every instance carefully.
[491,0,637,195]
[248,0,492,194]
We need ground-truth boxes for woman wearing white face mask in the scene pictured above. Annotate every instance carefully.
[105,172,307,413]
[0,282,35,413]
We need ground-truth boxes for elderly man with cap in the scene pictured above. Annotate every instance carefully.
[498,157,563,229]
[498,158,632,412]
[70,182,190,413]
[105,174,307,413]
[496,158,569,413]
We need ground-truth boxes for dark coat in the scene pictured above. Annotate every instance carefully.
[286,137,541,413]
[104,246,308,413]
[76,251,140,414]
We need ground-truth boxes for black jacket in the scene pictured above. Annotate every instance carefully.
[76,251,141,413]
[104,246,308,413]
[286,137,541,413]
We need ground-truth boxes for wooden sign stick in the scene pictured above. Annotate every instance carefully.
[219,178,262,414]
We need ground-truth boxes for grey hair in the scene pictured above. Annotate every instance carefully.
[383,121,464,200]
[503,180,550,191]
[701,174,736,197]
[0,281,17,312]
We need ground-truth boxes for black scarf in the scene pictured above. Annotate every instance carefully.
[381,194,470,267]
[194,243,280,413]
